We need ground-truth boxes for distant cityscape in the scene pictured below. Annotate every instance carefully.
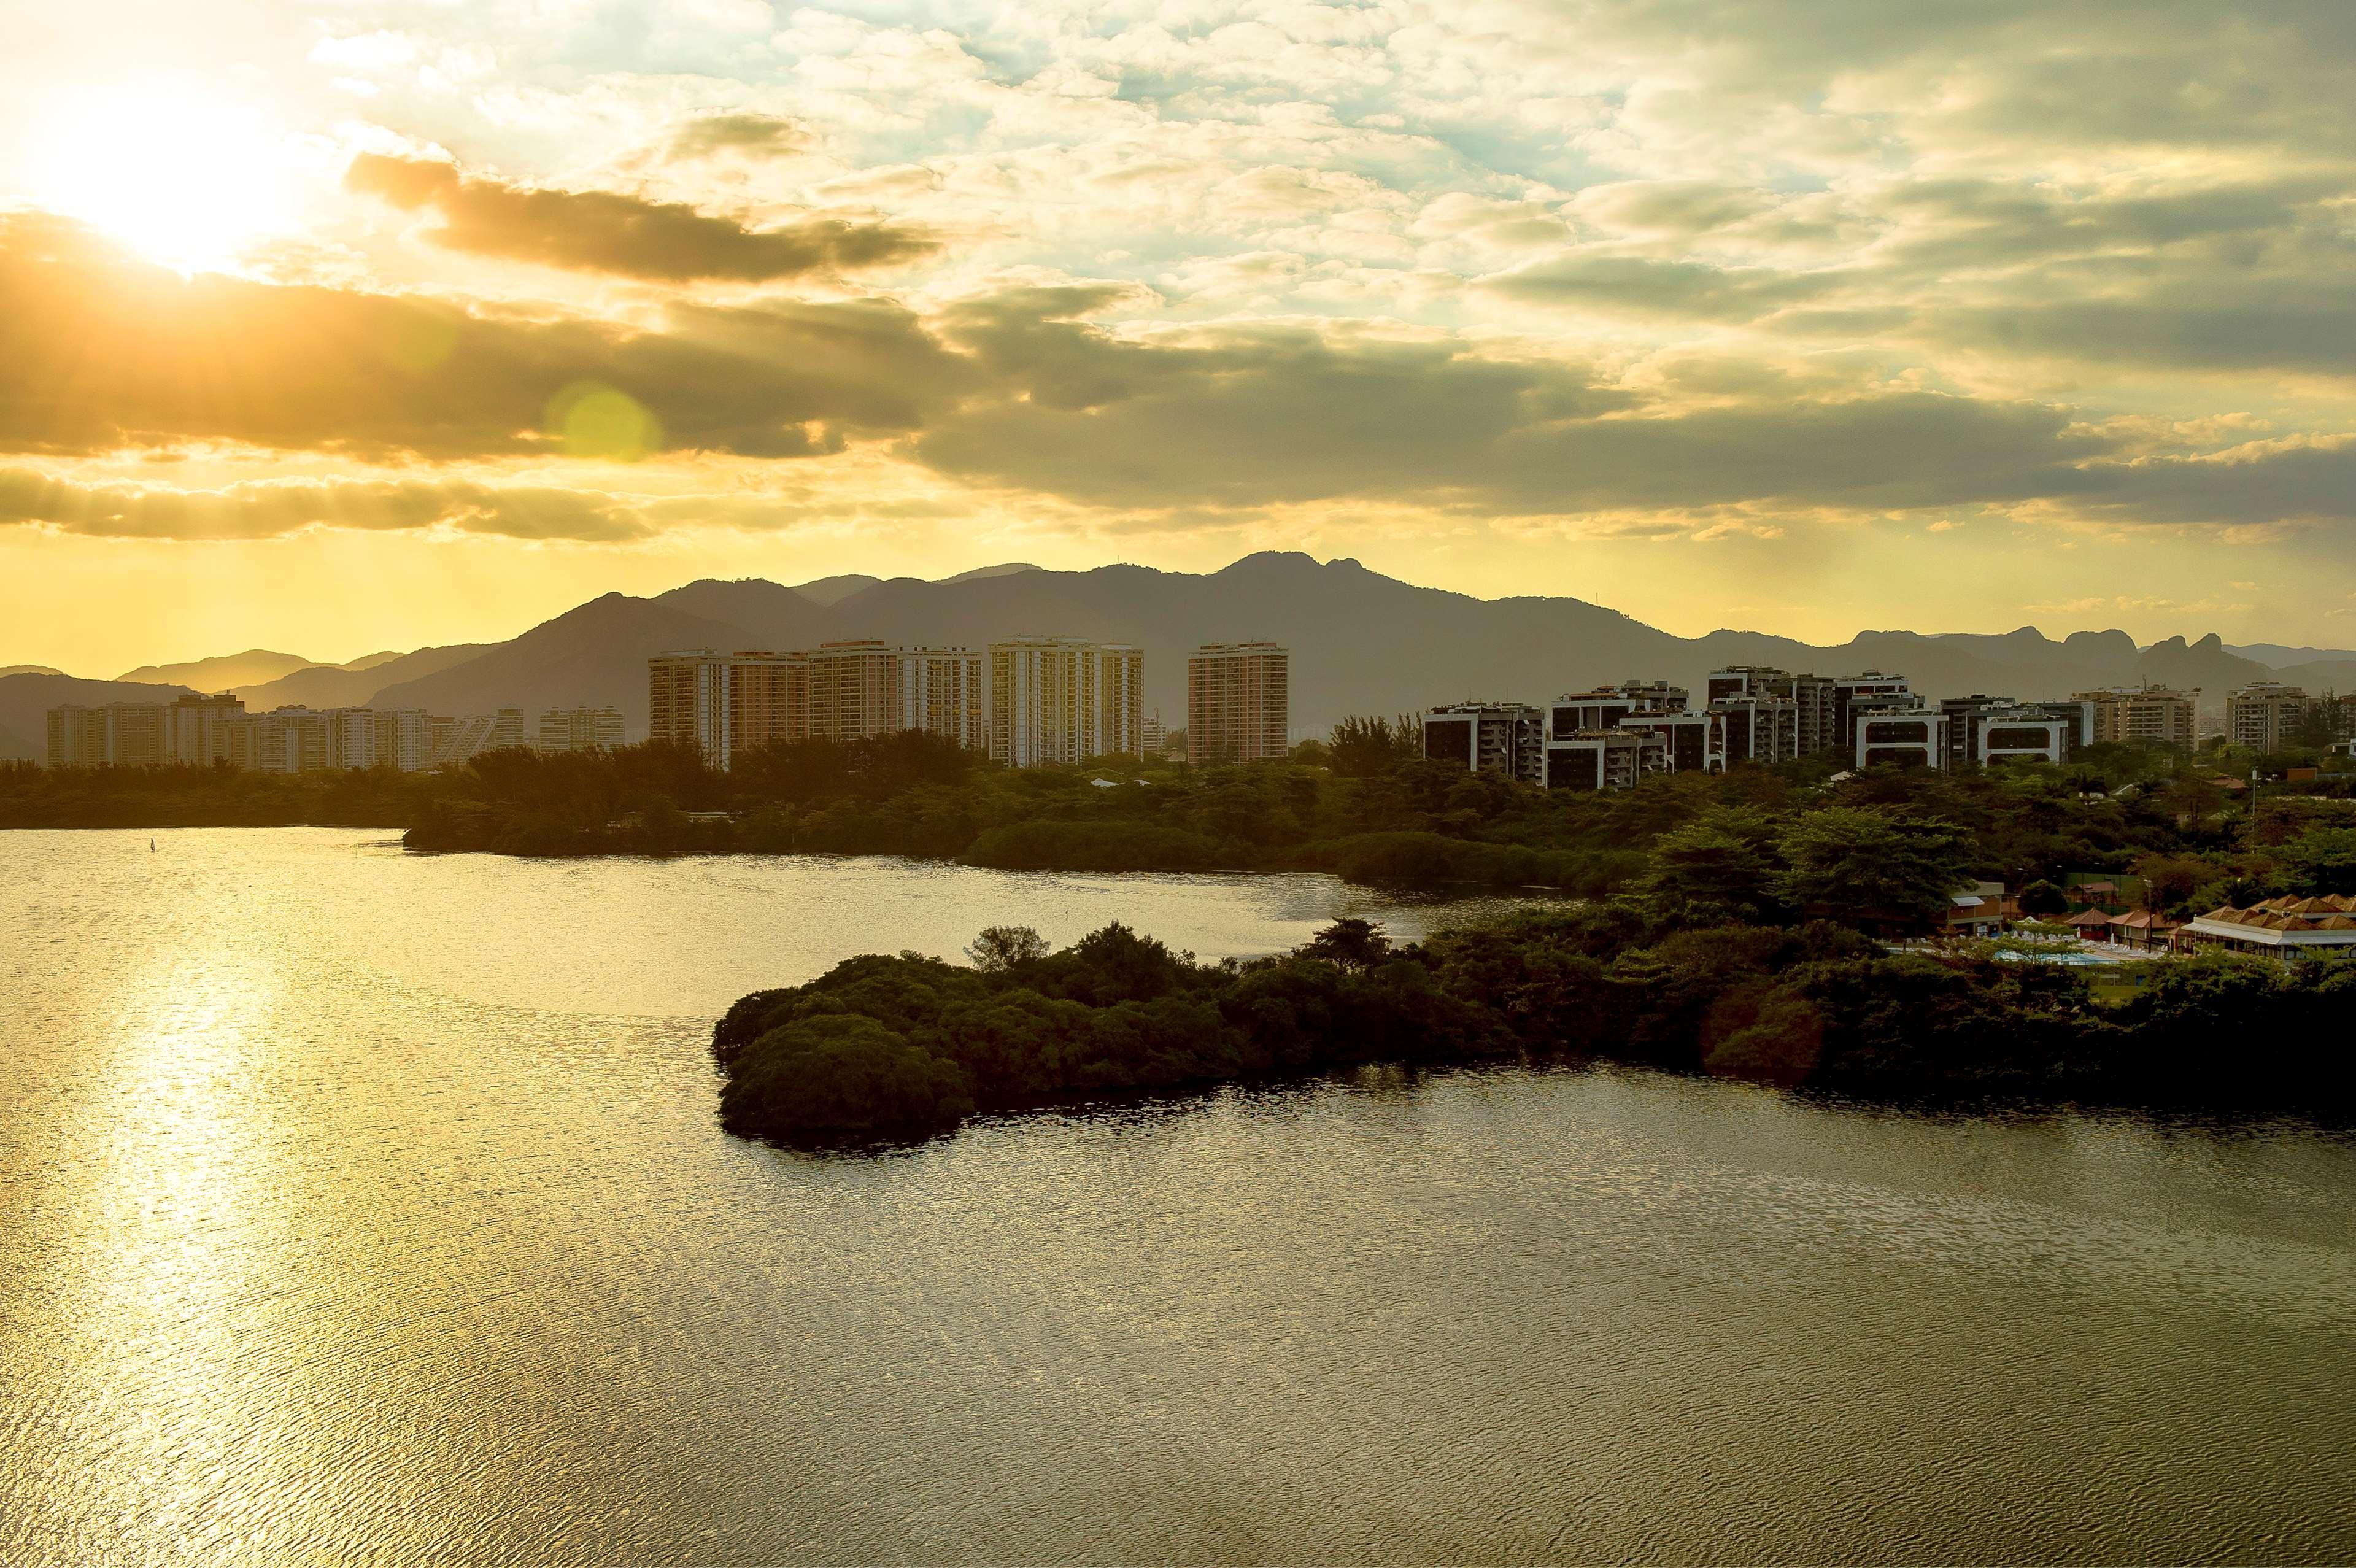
[35,630,2351,791]
[44,695,624,773]
[1423,672,2355,789]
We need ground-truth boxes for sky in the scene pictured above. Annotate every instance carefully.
[6,0,2356,673]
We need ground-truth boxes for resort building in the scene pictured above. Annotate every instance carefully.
[2073,685,2197,750]
[1422,702,1545,785]
[989,637,1146,767]
[1187,642,1290,765]
[2227,683,2311,752]
[2178,895,2356,959]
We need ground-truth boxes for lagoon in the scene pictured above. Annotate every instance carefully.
[2,829,2352,1564]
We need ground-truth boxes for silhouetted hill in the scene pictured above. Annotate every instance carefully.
[0,673,193,761]
[2233,643,2356,667]
[115,649,315,689]
[788,574,883,606]
[368,595,749,729]
[238,644,490,713]
[60,554,2321,743]
[0,665,63,679]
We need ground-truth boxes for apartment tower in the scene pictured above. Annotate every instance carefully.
[1186,642,1290,765]
[989,638,1146,766]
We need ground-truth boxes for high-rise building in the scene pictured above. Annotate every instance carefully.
[537,707,625,753]
[1141,712,1169,759]
[1187,643,1290,765]
[805,641,897,744]
[1423,702,1545,784]
[652,646,981,766]
[989,638,1145,767]
[2228,682,2310,752]
[649,649,735,765]
[168,692,245,766]
[727,651,808,756]
[47,698,436,772]
[45,706,109,769]
[245,709,330,774]
[2072,686,2198,750]
[896,647,986,751]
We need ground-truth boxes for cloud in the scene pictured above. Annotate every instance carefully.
[344,153,934,282]
[0,468,650,541]
[2059,438,2356,525]
[1481,255,1839,321]
[9,214,2356,538]
[0,213,971,460]
[666,113,811,161]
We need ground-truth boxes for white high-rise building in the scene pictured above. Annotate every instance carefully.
[988,638,1145,767]
[538,707,626,753]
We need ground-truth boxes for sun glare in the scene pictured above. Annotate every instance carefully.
[29,82,293,271]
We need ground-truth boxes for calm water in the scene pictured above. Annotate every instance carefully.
[3,830,2352,1565]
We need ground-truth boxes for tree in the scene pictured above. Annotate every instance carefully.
[1302,917,1394,970]
[1778,808,1975,932]
[2017,879,2068,916]
[967,925,1049,971]
[1327,714,1422,778]
[2279,826,2356,894]
[1639,810,1787,922]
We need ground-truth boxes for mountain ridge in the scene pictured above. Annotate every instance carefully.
[9,554,2328,743]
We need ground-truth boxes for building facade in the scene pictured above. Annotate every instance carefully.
[2073,686,2197,750]
[44,697,433,773]
[1855,708,1949,769]
[1186,642,1290,765]
[1422,702,1545,784]
[538,707,627,753]
[2228,682,2311,752]
[896,647,987,752]
[989,638,1146,767]
[729,651,809,756]
[1546,728,1663,790]
[649,649,735,765]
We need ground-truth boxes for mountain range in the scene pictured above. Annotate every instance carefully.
[9,553,2356,754]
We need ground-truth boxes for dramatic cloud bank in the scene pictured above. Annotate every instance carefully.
[7,0,2356,653]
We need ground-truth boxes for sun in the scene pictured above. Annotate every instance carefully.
[27,81,295,271]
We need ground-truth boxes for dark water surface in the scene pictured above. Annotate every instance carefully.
[3,829,2352,1564]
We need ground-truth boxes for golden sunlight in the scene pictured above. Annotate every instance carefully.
[27,81,293,271]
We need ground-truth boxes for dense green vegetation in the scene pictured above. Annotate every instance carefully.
[10,718,2356,909]
[0,759,430,827]
[713,908,2356,1147]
